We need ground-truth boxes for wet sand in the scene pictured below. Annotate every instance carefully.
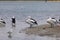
[20,23,60,37]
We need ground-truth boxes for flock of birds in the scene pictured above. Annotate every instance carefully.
[0,16,60,38]
[0,16,59,28]
[0,16,60,28]
[25,16,60,28]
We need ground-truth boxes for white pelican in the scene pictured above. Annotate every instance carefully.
[47,17,57,28]
[0,18,6,24]
[25,16,38,28]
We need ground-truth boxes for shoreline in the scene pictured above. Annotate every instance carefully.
[20,23,60,38]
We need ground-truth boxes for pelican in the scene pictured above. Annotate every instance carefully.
[47,17,57,28]
[0,18,6,24]
[11,16,16,26]
[25,16,38,28]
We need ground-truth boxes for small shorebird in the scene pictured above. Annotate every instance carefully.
[25,16,38,28]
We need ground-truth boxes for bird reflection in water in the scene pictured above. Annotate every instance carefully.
[8,24,16,38]
[8,29,13,38]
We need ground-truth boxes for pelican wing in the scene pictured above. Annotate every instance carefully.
[30,18,38,24]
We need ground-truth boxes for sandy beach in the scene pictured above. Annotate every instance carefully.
[20,23,60,38]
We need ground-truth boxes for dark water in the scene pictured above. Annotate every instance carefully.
[0,1,60,40]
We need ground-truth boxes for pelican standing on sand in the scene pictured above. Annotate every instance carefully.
[47,17,57,28]
[25,16,38,28]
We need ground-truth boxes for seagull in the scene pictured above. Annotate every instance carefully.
[25,16,38,28]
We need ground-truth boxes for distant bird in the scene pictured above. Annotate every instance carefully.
[47,17,57,28]
[25,16,38,28]
[0,18,6,24]
[11,16,16,26]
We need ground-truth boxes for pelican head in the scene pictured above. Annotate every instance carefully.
[52,18,55,19]
[12,16,15,18]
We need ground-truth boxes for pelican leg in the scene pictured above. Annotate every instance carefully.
[12,23,16,27]
[30,24,32,28]
[47,22,54,28]
[47,22,53,28]
[50,23,54,28]
[51,23,53,28]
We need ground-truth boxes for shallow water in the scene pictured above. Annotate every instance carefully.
[0,1,60,40]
